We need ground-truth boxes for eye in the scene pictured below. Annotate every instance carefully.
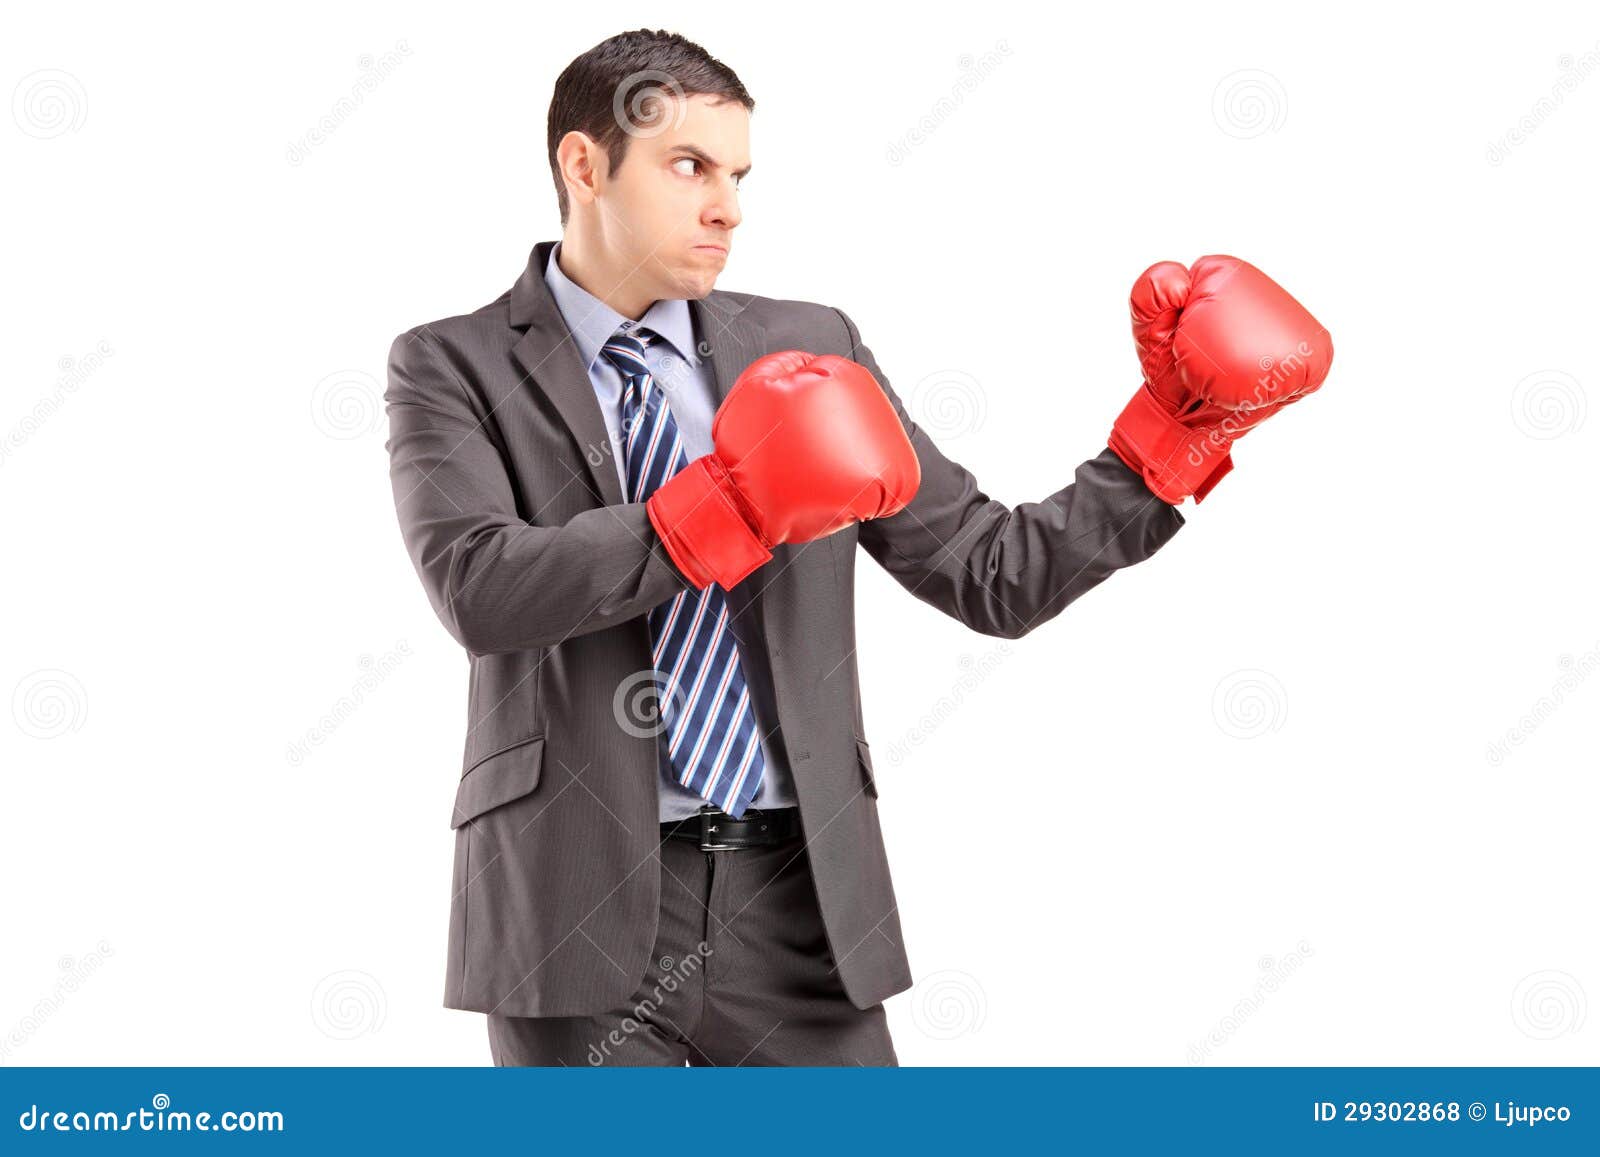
[671,156,743,189]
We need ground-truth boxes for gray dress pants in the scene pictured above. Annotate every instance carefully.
[486,826,898,1066]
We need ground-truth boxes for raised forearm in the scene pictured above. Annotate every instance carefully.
[864,447,1183,638]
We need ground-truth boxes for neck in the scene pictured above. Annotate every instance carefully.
[557,228,654,320]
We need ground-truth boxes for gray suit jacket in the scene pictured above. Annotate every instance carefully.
[384,240,1186,1017]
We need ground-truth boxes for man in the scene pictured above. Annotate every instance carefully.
[383,28,1331,1066]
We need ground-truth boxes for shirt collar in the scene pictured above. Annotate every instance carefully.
[542,241,699,371]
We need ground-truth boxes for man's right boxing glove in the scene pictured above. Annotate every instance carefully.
[1108,255,1334,504]
[647,351,921,591]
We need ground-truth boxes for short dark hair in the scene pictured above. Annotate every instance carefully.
[546,29,755,225]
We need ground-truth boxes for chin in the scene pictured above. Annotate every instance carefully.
[671,269,716,299]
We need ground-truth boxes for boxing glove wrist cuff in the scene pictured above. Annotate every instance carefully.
[1190,452,1234,503]
[1108,383,1234,505]
[646,455,773,591]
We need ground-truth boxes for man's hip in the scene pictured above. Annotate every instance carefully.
[487,807,897,1066]
[443,761,912,1017]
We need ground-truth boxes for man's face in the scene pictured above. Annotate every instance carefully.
[595,92,749,301]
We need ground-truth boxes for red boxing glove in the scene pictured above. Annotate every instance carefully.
[648,351,921,590]
[1108,255,1333,504]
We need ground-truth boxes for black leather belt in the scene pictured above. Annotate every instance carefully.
[660,805,802,851]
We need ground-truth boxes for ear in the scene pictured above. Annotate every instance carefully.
[557,130,604,212]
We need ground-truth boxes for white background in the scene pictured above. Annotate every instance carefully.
[3,1,1596,1066]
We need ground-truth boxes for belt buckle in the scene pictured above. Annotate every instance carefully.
[697,806,739,852]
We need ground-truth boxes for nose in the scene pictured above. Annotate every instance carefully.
[704,176,742,231]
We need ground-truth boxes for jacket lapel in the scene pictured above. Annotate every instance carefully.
[507,240,626,507]
[690,291,762,407]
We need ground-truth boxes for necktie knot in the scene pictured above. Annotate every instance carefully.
[601,326,654,376]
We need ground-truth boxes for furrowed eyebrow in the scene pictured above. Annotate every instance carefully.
[672,144,751,180]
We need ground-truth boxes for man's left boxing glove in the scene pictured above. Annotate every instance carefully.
[647,351,921,591]
[1108,255,1334,504]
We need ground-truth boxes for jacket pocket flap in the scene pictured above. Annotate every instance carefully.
[855,736,878,798]
[451,735,544,829]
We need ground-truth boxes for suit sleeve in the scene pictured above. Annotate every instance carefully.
[838,308,1186,640]
[384,328,689,655]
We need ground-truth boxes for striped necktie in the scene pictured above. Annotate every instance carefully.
[600,327,767,818]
